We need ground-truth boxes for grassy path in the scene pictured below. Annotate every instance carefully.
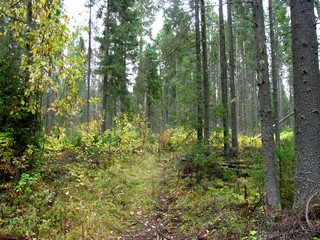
[54,151,166,239]
[1,143,272,239]
[0,146,264,239]
[1,128,311,239]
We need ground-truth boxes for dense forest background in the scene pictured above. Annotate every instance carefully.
[1,0,320,239]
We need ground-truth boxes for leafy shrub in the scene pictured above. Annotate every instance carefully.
[178,143,223,183]
[0,132,15,181]
[0,131,39,183]
[277,129,295,209]
[63,114,152,164]
[168,126,196,151]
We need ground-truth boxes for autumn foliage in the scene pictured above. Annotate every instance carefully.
[157,131,173,152]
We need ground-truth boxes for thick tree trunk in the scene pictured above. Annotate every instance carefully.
[252,0,280,210]
[227,0,238,152]
[201,0,210,144]
[219,0,230,155]
[290,0,320,206]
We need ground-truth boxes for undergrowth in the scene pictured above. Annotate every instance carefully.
[1,122,317,239]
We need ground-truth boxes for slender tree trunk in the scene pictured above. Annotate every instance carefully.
[26,0,42,135]
[26,0,32,84]
[201,0,210,144]
[195,0,203,143]
[102,74,108,132]
[45,86,54,134]
[315,0,320,18]
[252,72,259,134]
[269,0,280,146]
[120,54,127,112]
[227,0,238,152]
[219,0,230,155]
[252,0,280,210]
[278,78,283,120]
[102,0,111,132]
[290,0,320,206]
[237,36,243,133]
[87,0,92,128]
[241,42,249,134]
[251,72,260,135]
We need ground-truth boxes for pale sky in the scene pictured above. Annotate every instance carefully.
[63,0,163,39]
[64,0,88,29]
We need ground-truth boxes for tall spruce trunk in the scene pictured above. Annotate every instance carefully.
[87,0,92,127]
[227,0,238,152]
[102,0,111,132]
[290,0,320,206]
[201,0,210,144]
[219,0,230,156]
[252,0,280,210]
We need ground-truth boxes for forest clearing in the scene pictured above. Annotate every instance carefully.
[1,0,320,239]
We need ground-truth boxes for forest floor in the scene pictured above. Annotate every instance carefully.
[0,143,266,239]
[1,129,319,239]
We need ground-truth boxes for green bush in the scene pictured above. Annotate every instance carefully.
[276,129,294,209]
[0,131,15,180]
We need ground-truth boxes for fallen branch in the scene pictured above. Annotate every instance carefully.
[156,222,171,240]
[305,191,319,228]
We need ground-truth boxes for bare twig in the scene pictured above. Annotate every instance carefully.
[305,191,319,228]
[254,111,294,138]
[156,222,171,240]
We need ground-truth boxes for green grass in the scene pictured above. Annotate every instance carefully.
[0,149,161,239]
[0,127,299,239]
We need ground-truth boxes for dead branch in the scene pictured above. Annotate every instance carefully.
[156,222,170,240]
[305,191,319,228]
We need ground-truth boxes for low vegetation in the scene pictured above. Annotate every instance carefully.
[0,116,319,239]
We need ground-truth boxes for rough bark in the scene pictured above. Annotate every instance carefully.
[201,0,210,144]
[252,0,280,210]
[227,0,238,152]
[219,0,230,155]
[290,0,320,206]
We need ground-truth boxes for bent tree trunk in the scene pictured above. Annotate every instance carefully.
[290,0,320,206]
[252,0,280,210]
